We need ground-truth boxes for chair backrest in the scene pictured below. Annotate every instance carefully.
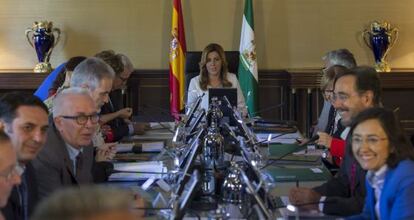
[184,51,240,95]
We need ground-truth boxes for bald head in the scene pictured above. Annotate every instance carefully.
[53,88,96,117]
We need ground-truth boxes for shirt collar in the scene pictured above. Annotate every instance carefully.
[367,165,388,186]
[65,143,83,162]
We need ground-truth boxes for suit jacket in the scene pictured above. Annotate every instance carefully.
[313,135,367,216]
[1,163,38,220]
[32,121,95,200]
[348,160,414,220]
[101,90,130,141]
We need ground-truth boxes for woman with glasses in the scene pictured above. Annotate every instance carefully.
[347,108,414,220]
[314,65,349,167]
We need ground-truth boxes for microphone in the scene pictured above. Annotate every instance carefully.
[141,104,172,115]
[249,102,286,116]
[255,130,297,145]
[141,104,178,119]
[298,135,319,147]
[184,93,204,123]
[139,104,175,133]
[260,141,311,169]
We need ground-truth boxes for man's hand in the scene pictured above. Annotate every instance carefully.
[289,187,322,211]
[117,107,133,119]
[133,122,149,135]
[95,142,117,162]
[316,132,333,148]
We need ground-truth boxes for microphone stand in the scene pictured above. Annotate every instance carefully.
[236,165,273,219]
[183,93,204,127]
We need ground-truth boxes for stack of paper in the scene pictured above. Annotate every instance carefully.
[149,122,175,130]
[116,143,135,153]
[109,161,166,181]
[141,141,164,152]
[116,142,164,153]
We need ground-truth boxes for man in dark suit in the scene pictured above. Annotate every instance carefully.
[0,131,22,219]
[32,88,100,200]
[289,67,383,216]
[0,93,49,220]
[98,52,146,141]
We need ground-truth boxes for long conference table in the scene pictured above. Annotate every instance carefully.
[108,121,336,219]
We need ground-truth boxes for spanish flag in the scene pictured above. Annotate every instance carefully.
[169,0,186,119]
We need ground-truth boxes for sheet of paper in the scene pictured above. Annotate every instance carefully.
[116,143,134,153]
[109,161,166,181]
[142,141,164,152]
[149,122,175,129]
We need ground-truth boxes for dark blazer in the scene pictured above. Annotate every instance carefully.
[32,122,95,200]
[348,160,414,220]
[314,135,367,216]
[1,163,38,220]
[100,90,130,141]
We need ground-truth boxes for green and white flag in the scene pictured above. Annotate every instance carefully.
[238,0,258,117]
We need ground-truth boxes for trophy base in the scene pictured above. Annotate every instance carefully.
[374,61,391,72]
[34,62,52,73]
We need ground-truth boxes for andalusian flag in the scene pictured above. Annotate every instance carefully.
[169,0,187,119]
[238,0,258,117]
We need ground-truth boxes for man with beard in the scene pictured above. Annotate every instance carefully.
[289,67,382,216]
[0,93,49,220]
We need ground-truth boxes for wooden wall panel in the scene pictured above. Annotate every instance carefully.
[0,69,412,136]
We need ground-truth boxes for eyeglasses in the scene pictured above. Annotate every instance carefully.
[0,164,24,182]
[60,114,100,125]
[331,92,352,102]
[331,91,361,103]
[352,136,388,146]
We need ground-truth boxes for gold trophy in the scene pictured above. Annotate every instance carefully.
[25,21,61,73]
[362,21,398,72]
